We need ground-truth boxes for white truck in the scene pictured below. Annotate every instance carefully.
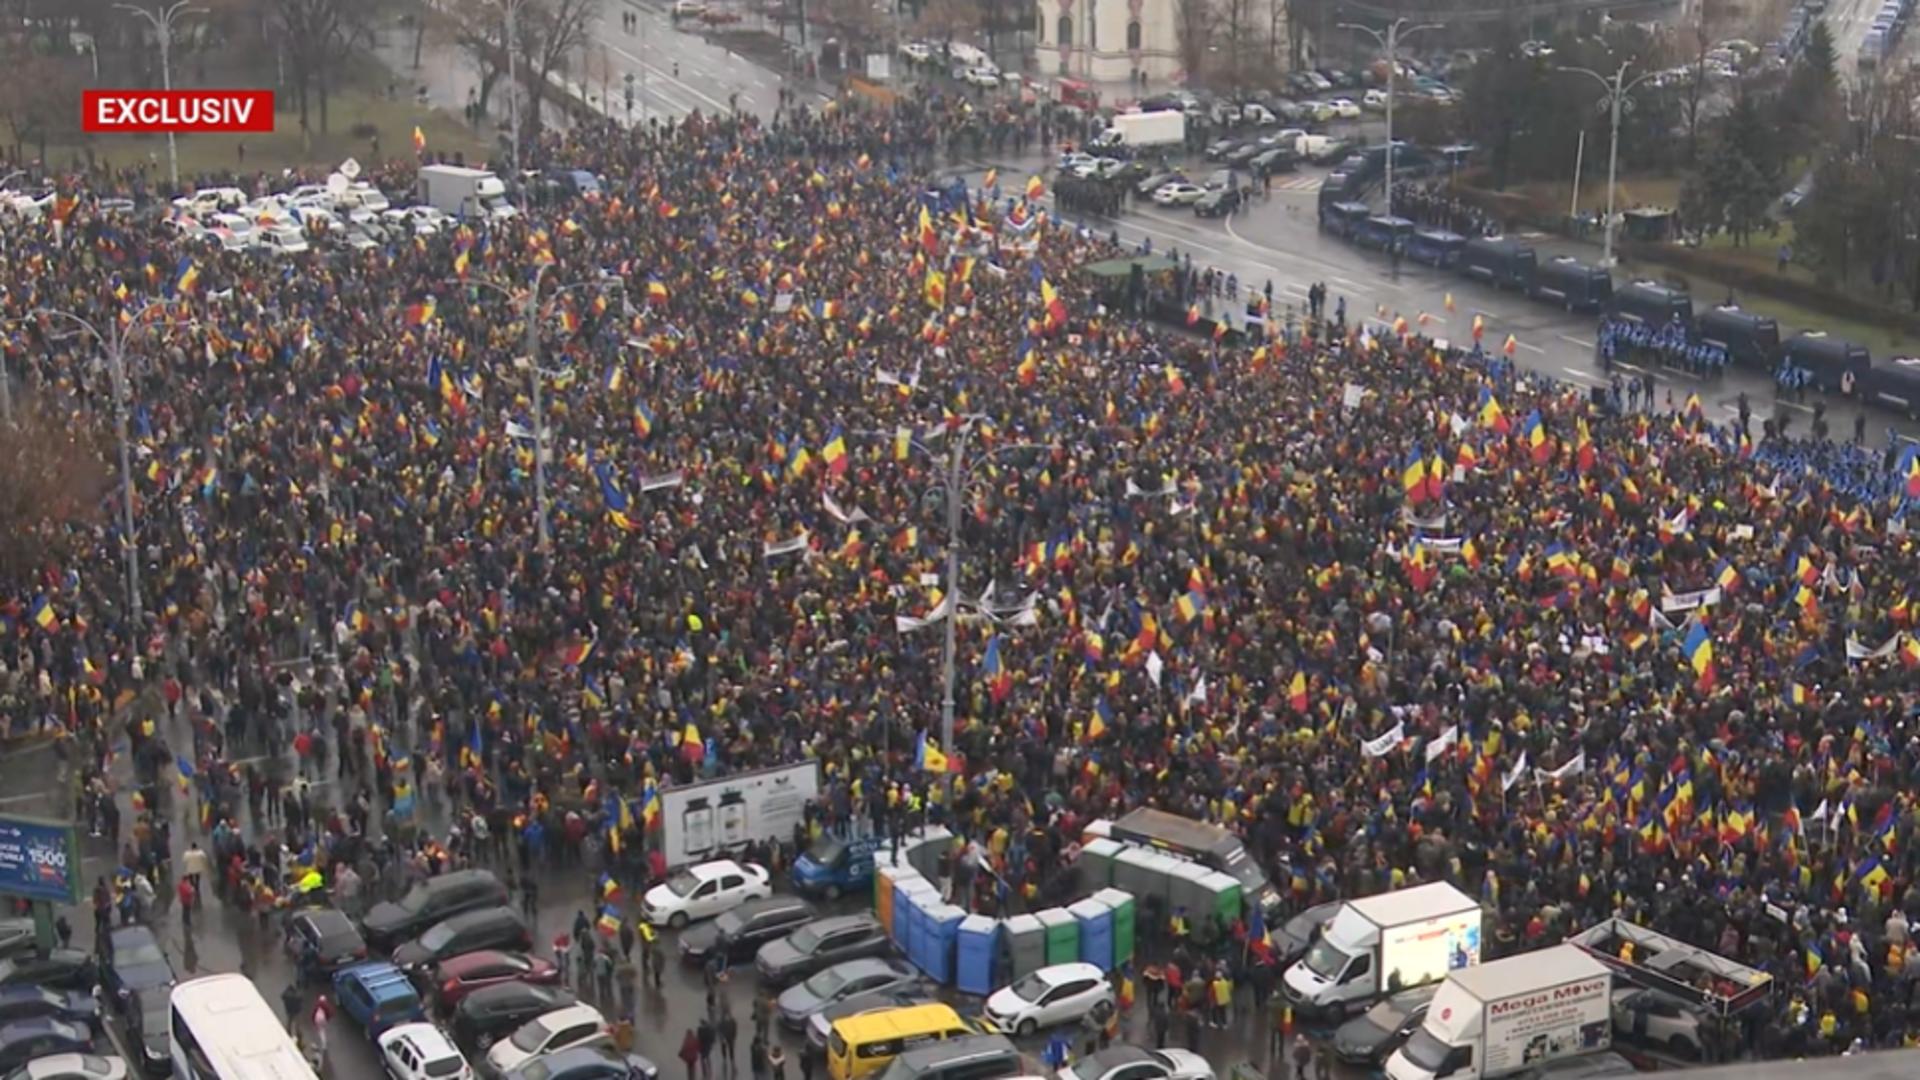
[1282,881,1483,1016]
[1386,945,1614,1080]
[657,761,821,869]
[1106,110,1186,148]
[415,164,517,221]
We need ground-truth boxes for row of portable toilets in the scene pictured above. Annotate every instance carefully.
[871,835,1246,996]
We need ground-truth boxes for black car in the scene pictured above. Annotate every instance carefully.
[1273,901,1341,966]
[0,1019,92,1073]
[1249,149,1297,177]
[1204,139,1243,161]
[1195,189,1241,218]
[1225,143,1265,167]
[285,908,368,978]
[102,928,174,1012]
[1333,984,1438,1065]
[754,915,891,987]
[450,982,577,1053]
[121,988,170,1077]
[0,951,96,992]
[0,922,37,963]
[679,898,816,965]
[392,906,530,975]
[1135,171,1185,197]
[361,868,507,951]
[0,988,98,1032]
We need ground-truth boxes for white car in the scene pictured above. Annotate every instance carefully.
[1327,98,1362,119]
[641,858,772,927]
[1058,151,1098,171]
[201,227,249,253]
[1060,1045,1215,1080]
[1242,103,1276,125]
[1072,157,1124,179]
[485,1004,610,1075]
[253,225,311,256]
[672,0,708,15]
[1363,88,1390,111]
[7,1056,130,1080]
[963,66,1003,87]
[1301,101,1336,122]
[340,182,391,213]
[379,1022,473,1080]
[1152,182,1206,206]
[172,186,246,214]
[1611,987,1705,1058]
[901,42,933,62]
[983,962,1113,1035]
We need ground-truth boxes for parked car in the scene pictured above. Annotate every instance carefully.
[1204,138,1242,160]
[1059,1045,1215,1080]
[1611,987,1707,1058]
[754,915,890,987]
[500,1047,657,1080]
[901,42,933,62]
[679,898,817,966]
[641,860,771,929]
[1363,88,1390,111]
[1134,171,1186,197]
[1194,189,1241,218]
[0,922,38,963]
[804,986,938,1051]
[1332,984,1438,1065]
[983,963,1113,1036]
[0,1020,93,1073]
[361,870,508,951]
[450,983,578,1053]
[1151,183,1206,206]
[102,929,173,1014]
[285,908,368,979]
[1273,901,1341,967]
[379,1022,474,1080]
[119,988,170,1077]
[484,1004,611,1076]
[774,957,922,1029]
[1326,98,1362,119]
[392,907,532,975]
[430,951,561,1014]
[0,989,98,1032]
[1249,149,1296,176]
[2,1054,129,1080]
[1224,143,1264,167]
[0,951,95,992]
[333,961,428,1038]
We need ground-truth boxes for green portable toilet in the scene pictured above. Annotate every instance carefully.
[1093,887,1137,967]
[1036,907,1080,966]
[1079,838,1123,890]
[1196,869,1244,928]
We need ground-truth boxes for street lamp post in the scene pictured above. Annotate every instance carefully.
[35,300,184,624]
[453,267,618,552]
[117,2,201,191]
[1338,18,1439,221]
[494,0,528,178]
[1558,61,1657,268]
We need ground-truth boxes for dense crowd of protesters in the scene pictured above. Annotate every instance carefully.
[1390,181,1500,237]
[4,80,1920,1065]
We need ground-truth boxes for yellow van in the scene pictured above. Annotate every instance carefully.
[826,1004,984,1080]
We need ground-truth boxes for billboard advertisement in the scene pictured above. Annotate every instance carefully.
[659,762,820,868]
[1381,908,1483,995]
[0,815,79,905]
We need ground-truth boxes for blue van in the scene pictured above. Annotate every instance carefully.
[1320,201,1372,239]
[1405,229,1467,269]
[332,961,426,1037]
[791,834,888,900]
[1355,215,1416,253]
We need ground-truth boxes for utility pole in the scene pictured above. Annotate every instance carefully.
[118,2,202,191]
[1339,17,1439,221]
[497,0,527,178]
[1559,61,1656,267]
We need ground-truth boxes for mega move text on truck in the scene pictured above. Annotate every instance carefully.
[415,165,517,220]
[1386,945,1613,1080]
[1282,882,1482,1016]
[790,832,887,899]
[1084,808,1282,918]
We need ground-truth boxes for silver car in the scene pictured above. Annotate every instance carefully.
[775,958,919,1030]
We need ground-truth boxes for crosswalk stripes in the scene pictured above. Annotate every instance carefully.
[1271,174,1324,192]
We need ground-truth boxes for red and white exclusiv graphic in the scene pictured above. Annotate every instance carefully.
[81,90,275,133]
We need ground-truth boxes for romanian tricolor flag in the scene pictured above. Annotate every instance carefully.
[632,402,655,439]
[404,297,437,327]
[1715,559,1741,592]
[924,269,947,309]
[1477,387,1509,434]
[1574,418,1595,472]
[1016,342,1039,386]
[1041,279,1067,331]
[558,638,595,669]
[918,204,939,254]
[981,634,1011,703]
[1175,590,1206,623]
[1025,175,1045,201]
[1401,448,1428,505]
[1683,618,1715,691]
[1902,633,1920,668]
[1522,409,1549,464]
[1288,671,1308,713]
[30,596,56,631]
[822,427,849,477]
[172,257,200,296]
[647,279,670,304]
[1165,365,1186,396]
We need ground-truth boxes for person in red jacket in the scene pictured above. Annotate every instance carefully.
[678,1027,701,1080]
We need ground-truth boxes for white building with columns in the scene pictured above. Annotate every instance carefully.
[1033,0,1182,85]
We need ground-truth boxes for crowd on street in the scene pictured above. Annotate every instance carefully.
[6,80,1920,1072]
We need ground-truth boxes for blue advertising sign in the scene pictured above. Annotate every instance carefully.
[0,815,80,905]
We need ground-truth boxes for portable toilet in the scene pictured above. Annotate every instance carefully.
[1070,896,1114,971]
[1195,870,1244,929]
[1136,850,1185,909]
[1093,888,1137,968]
[874,860,901,936]
[887,870,928,947]
[1166,859,1212,922]
[955,915,999,995]
[1036,907,1080,966]
[898,878,940,957]
[1079,837,1123,890]
[1002,913,1046,982]
[1112,846,1164,902]
[924,904,966,983]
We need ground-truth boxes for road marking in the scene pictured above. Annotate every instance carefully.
[1776,399,1815,413]
[604,40,729,112]
[1559,335,1595,349]
[1516,340,1546,355]
[1560,367,1606,386]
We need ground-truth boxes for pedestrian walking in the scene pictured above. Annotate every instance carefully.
[680,1028,701,1080]
[1291,1033,1312,1080]
[718,1007,739,1075]
[698,1016,717,1080]
[768,1045,786,1080]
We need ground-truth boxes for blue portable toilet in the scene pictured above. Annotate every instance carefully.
[889,870,928,947]
[1069,896,1114,971]
[899,879,939,961]
[924,904,966,984]
[955,915,999,995]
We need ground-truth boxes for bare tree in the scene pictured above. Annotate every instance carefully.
[273,0,375,134]
[518,0,601,132]
[444,0,511,121]
[0,55,86,163]
[1679,0,1716,163]
[0,401,109,592]
[1175,0,1216,83]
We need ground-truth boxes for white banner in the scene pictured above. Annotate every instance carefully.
[641,470,685,492]
[1537,751,1586,782]
[1425,725,1459,763]
[1660,586,1721,614]
[1362,722,1406,758]
[895,594,954,633]
[1403,508,1449,532]
[1503,751,1529,793]
[1422,537,1466,554]
[763,532,809,558]
[1146,651,1164,687]
[822,491,872,524]
[1848,633,1901,661]
[1127,477,1179,498]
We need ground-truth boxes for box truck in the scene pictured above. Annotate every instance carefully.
[415,164,517,220]
[1386,945,1613,1080]
[657,761,820,868]
[1110,110,1186,148]
[1282,882,1482,1016]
